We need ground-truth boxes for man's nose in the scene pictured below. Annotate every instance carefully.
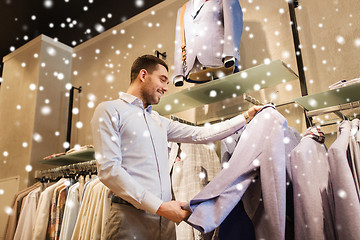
[163,84,168,92]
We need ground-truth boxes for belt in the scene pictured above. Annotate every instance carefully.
[111,195,133,207]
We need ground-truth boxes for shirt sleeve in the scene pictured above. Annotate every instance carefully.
[161,112,246,143]
[91,102,163,214]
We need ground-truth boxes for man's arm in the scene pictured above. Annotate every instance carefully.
[164,106,262,144]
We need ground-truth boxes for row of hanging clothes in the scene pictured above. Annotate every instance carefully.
[4,160,111,240]
[169,105,360,240]
[4,106,359,240]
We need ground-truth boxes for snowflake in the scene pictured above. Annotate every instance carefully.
[25,165,33,172]
[63,142,70,148]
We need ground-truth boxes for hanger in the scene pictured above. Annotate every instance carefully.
[334,104,348,121]
[304,110,313,128]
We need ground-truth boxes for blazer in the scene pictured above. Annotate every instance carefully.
[185,107,297,240]
[289,131,336,240]
[328,121,360,240]
[173,0,243,79]
[168,142,221,240]
[349,119,360,197]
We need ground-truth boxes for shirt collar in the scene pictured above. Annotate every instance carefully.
[119,92,152,113]
[303,127,325,144]
[337,120,351,136]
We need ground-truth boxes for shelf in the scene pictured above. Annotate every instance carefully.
[153,60,298,115]
[39,148,95,166]
[294,83,360,111]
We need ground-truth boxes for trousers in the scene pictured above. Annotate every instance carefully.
[103,202,176,240]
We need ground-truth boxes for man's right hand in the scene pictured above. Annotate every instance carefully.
[156,201,191,223]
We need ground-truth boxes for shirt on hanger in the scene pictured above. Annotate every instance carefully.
[32,178,67,240]
[4,182,42,240]
[71,178,100,240]
[59,182,80,240]
[47,184,66,239]
[13,187,42,240]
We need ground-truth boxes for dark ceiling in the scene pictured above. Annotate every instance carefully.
[0,0,163,79]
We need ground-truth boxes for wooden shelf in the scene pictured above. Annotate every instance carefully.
[153,60,298,115]
[39,148,95,166]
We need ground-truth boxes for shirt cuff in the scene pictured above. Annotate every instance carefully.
[139,191,163,215]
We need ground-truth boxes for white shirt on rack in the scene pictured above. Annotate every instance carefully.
[59,182,80,240]
[13,187,41,240]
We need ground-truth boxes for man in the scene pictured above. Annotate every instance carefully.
[91,55,261,239]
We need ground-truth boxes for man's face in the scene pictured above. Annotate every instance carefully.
[142,64,169,107]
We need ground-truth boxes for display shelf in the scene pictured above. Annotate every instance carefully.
[39,148,95,166]
[294,83,360,111]
[153,60,298,115]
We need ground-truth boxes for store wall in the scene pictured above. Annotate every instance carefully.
[296,0,360,94]
[69,0,188,147]
[0,39,40,191]
[0,35,72,190]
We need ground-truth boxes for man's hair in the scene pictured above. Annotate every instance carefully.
[130,55,168,84]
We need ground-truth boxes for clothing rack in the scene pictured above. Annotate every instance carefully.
[243,94,263,106]
[306,101,360,118]
[304,101,360,127]
[35,160,97,181]
[170,115,196,126]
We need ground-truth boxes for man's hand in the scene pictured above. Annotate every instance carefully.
[156,201,191,223]
[247,105,263,121]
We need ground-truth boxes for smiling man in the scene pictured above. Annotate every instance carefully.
[91,54,261,239]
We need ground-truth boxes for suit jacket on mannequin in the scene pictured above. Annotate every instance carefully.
[184,106,297,240]
[173,0,243,81]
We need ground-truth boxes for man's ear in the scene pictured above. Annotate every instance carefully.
[139,69,147,82]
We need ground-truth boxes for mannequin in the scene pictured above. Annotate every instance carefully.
[173,0,243,86]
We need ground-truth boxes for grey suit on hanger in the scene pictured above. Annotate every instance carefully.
[290,132,336,240]
[173,0,243,79]
[328,121,360,240]
[349,119,360,197]
[184,107,296,240]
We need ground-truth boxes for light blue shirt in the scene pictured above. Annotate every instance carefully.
[90,92,246,214]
